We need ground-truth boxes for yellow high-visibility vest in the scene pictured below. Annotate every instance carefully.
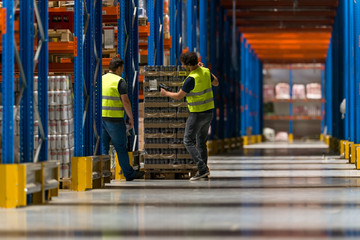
[185,67,215,112]
[102,73,125,118]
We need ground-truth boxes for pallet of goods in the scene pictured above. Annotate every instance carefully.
[142,66,197,179]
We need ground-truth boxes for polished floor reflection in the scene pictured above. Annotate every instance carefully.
[1,142,360,239]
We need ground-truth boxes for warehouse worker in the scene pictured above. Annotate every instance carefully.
[102,57,145,181]
[160,52,219,180]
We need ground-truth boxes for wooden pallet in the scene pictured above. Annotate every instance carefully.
[59,178,71,190]
[144,164,197,180]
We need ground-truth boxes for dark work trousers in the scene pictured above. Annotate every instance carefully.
[184,111,213,174]
[101,120,136,180]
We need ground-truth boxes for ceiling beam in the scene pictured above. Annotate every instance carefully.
[239,27,332,33]
[227,10,337,18]
[221,0,338,8]
[236,19,334,26]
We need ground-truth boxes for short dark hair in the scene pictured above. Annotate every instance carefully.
[109,57,124,72]
[180,52,198,66]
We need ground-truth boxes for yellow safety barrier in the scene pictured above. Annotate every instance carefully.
[345,141,353,160]
[325,136,330,146]
[350,144,360,164]
[243,136,249,146]
[0,164,26,208]
[115,152,133,180]
[71,155,111,190]
[340,140,346,156]
[289,134,294,143]
[356,147,360,169]
[0,162,59,208]
[320,134,324,142]
[71,157,93,191]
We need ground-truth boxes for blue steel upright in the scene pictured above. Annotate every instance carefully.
[176,0,183,63]
[147,0,154,65]
[325,41,333,137]
[95,0,103,155]
[38,0,49,161]
[74,0,84,156]
[355,1,360,143]
[2,0,15,163]
[209,0,217,139]
[84,0,95,156]
[20,0,35,162]
[199,0,208,66]
[348,1,355,142]
[343,0,350,141]
[224,16,231,139]
[218,7,225,140]
[289,69,293,139]
[321,68,325,136]
[240,36,246,137]
[130,0,139,150]
[186,0,197,52]
[156,0,164,65]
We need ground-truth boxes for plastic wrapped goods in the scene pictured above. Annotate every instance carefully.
[263,84,275,102]
[275,132,289,142]
[292,84,306,99]
[306,83,321,99]
[275,83,290,99]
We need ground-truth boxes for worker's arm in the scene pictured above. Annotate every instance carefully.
[211,73,219,87]
[120,94,134,129]
[160,88,187,100]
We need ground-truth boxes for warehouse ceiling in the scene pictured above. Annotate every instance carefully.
[221,0,338,64]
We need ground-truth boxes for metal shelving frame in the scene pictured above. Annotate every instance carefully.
[117,0,139,151]
[170,0,183,65]
[74,0,102,157]
[355,1,360,144]
[148,0,163,65]
[1,0,49,163]
[186,0,197,52]
[1,0,15,163]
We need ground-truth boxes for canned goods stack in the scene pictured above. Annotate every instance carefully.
[142,66,196,176]
[46,75,74,179]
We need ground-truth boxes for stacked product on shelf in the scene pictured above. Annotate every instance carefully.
[263,84,275,102]
[275,83,290,99]
[292,84,306,99]
[306,83,321,99]
[46,75,75,179]
[142,66,197,178]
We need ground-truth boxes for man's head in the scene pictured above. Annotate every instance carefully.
[180,52,198,71]
[109,57,124,76]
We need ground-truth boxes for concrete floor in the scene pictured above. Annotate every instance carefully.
[1,142,360,239]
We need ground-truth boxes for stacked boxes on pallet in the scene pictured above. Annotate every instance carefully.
[46,75,74,179]
[143,66,197,175]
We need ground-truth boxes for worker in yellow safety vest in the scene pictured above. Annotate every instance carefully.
[160,52,219,180]
[102,57,145,181]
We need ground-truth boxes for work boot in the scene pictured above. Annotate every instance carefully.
[190,169,210,181]
[126,171,145,181]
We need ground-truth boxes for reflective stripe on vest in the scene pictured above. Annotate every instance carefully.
[185,67,215,112]
[102,73,125,118]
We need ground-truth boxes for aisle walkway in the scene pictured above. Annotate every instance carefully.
[1,143,360,239]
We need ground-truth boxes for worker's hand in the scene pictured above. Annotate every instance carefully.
[128,117,134,130]
[160,88,167,96]
[198,62,204,67]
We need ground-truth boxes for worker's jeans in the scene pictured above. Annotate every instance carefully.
[184,111,213,174]
[101,120,136,180]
